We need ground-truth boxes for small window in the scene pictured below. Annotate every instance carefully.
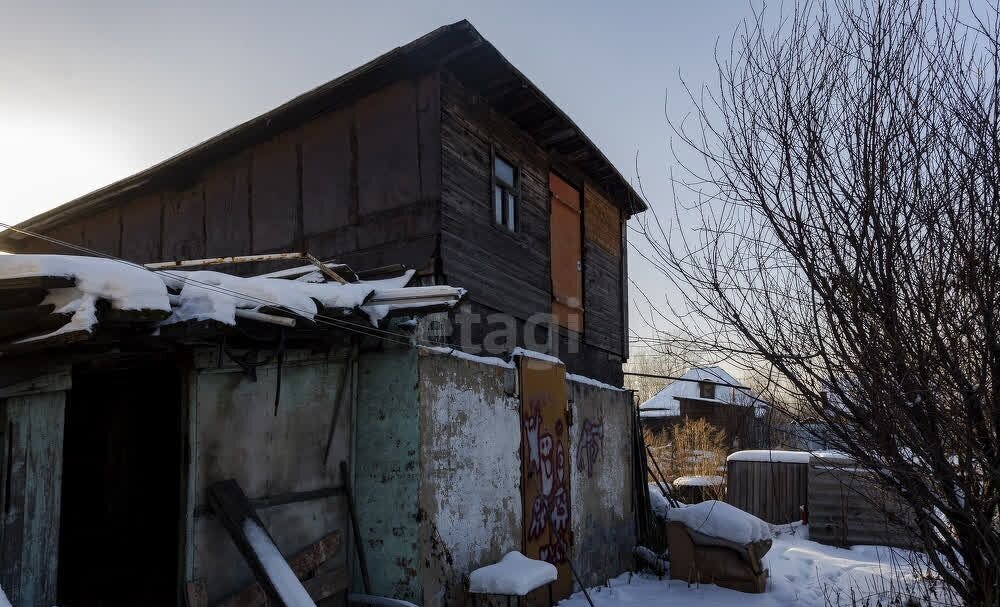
[493,154,518,231]
[699,381,715,399]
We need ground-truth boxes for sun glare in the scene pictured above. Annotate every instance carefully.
[0,117,132,225]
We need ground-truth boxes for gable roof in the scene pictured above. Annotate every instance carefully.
[0,20,646,250]
[639,366,762,417]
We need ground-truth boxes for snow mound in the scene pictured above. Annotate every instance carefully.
[468,551,558,596]
[673,475,724,487]
[727,450,810,464]
[667,500,772,544]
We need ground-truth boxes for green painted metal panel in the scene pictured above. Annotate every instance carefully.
[353,349,421,602]
[0,390,66,607]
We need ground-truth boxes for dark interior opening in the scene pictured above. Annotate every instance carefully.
[58,361,183,606]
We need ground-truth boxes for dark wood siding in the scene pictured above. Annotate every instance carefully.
[439,73,552,323]
[583,184,624,355]
[21,74,442,274]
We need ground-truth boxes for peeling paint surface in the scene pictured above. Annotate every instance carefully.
[355,349,422,602]
[568,381,635,588]
[417,353,522,607]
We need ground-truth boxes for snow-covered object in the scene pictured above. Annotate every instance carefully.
[673,475,724,487]
[420,346,515,369]
[510,347,564,366]
[567,373,624,391]
[468,551,558,596]
[243,519,316,607]
[648,483,671,519]
[0,584,10,607]
[162,270,375,325]
[560,530,952,607]
[667,500,772,544]
[727,450,810,464]
[639,366,763,418]
[0,254,171,341]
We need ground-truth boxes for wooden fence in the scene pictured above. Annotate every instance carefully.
[808,453,918,549]
[725,459,808,524]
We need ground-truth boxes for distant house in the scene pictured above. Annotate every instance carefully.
[639,366,766,446]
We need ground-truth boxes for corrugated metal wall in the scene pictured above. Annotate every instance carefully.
[726,460,808,524]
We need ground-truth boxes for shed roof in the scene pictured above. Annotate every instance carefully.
[0,20,646,250]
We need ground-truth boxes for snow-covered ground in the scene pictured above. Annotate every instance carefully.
[562,524,953,607]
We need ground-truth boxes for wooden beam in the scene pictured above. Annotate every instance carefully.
[207,479,315,607]
[216,532,344,607]
[304,253,347,284]
[0,276,75,291]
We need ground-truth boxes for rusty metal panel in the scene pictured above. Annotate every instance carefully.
[519,355,572,602]
[583,183,620,258]
[550,173,583,331]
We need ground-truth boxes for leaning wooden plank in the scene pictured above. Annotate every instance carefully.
[0,276,75,290]
[207,480,317,607]
[216,531,343,607]
[217,567,348,607]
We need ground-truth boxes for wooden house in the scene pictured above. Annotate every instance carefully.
[0,20,646,385]
[639,366,767,447]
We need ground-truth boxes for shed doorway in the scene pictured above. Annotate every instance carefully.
[58,363,183,606]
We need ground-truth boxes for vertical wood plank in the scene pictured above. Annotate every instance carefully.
[0,391,66,607]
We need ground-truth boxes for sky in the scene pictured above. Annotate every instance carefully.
[0,0,755,345]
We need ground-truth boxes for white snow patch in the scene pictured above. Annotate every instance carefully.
[673,475,724,487]
[727,450,810,464]
[510,347,564,366]
[0,584,10,607]
[561,528,949,607]
[468,551,557,596]
[566,373,624,391]
[667,500,772,544]
[0,255,171,341]
[420,346,515,368]
[242,519,316,607]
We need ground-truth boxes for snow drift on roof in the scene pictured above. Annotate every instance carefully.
[639,366,764,418]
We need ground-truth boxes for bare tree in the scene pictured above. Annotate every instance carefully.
[639,0,1000,604]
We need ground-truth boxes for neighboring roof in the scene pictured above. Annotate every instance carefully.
[639,366,762,418]
[0,20,646,249]
[0,254,464,353]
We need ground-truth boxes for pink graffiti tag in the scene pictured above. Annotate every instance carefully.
[576,418,604,478]
[522,397,570,565]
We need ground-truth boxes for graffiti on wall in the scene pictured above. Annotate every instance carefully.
[523,401,570,565]
[575,417,604,478]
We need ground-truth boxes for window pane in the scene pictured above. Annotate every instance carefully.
[494,186,504,224]
[506,193,516,230]
[494,155,515,186]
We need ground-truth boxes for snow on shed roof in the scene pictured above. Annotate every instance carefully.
[639,366,761,418]
[0,254,465,352]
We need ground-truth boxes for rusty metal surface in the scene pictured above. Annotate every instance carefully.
[519,355,572,602]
